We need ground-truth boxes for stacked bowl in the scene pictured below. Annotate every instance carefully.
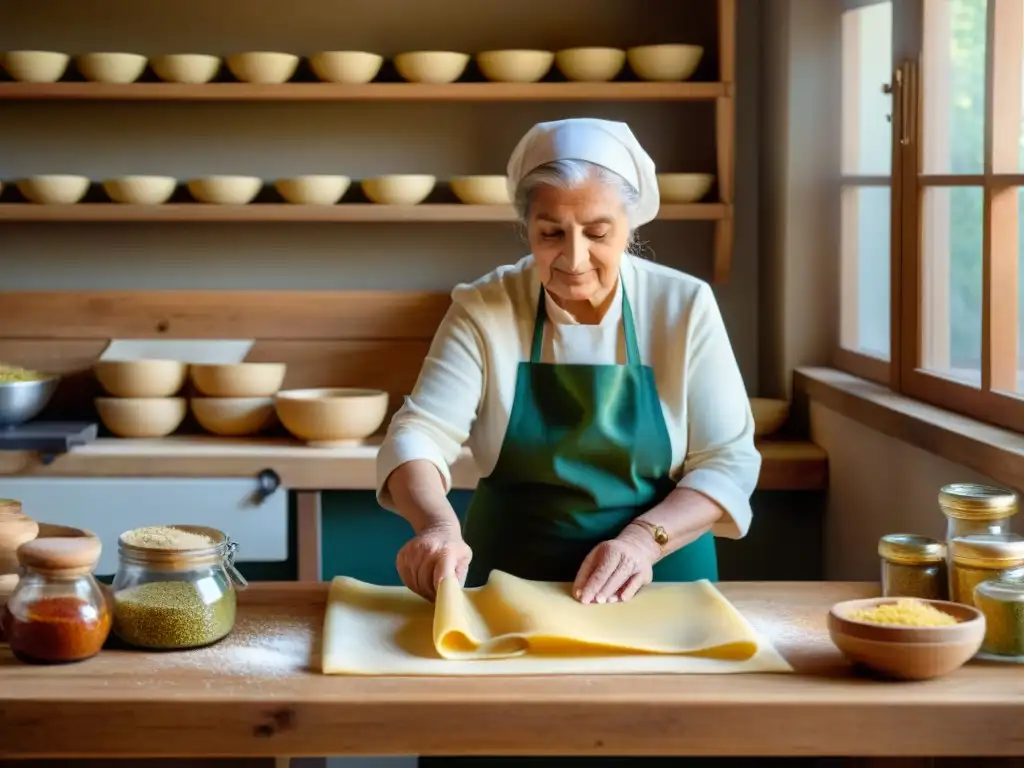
[93,360,189,438]
[189,363,286,437]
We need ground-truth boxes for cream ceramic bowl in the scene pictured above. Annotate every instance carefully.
[75,52,148,83]
[191,397,276,437]
[150,53,222,84]
[190,362,287,398]
[226,51,299,84]
[187,176,262,205]
[362,174,436,205]
[555,47,626,82]
[275,175,351,205]
[17,175,90,205]
[102,175,177,205]
[394,51,470,84]
[750,398,790,438]
[1,50,70,83]
[627,44,704,82]
[94,359,188,398]
[95,397,187,438]
[657,173,715,203]
[475,50,554,83]
[449,175,511,205]
[310,51,383,84]
[275,387,389,446]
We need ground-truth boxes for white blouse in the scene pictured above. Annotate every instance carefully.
[375,253,761,539]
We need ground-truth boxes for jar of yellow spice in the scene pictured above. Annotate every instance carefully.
[878,534,948,600]
[111,525,247,650]
[949,533,1024,607]
[974,579,1024,662]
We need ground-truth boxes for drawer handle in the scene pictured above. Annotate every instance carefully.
[253,468,281,504]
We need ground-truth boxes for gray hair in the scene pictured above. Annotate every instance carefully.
[513,159,643,253]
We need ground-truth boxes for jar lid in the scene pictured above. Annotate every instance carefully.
[939,483,1019,520]
[878,533,946,565]
[17,536,101,575]
[950,533,1024,568]
[975,578,1024,603]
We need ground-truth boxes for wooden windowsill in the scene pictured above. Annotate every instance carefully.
[795,367,1024,490]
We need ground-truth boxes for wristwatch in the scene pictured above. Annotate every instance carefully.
[631,519,668,554]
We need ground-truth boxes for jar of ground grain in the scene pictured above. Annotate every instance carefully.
[939,483,1018,542]
[974,579,1024,661]
[878,533,948,600]
[949,533,1024,607]
[111,525,247,650]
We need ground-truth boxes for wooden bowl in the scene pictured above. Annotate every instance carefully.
[17,175,90,205]
[0,500,39,576]
[190,362,286,398]
[554,47,626,82]
[310,51,383,84]
[750,397,790,438]
[393,51,469,84]
[275,175,351,205]
[449,175,510,205]
[75,52,148,83]
[150,53,221,84]
[94,359,188,397]
[191,397,276,437]
[361,175,436,205]
[1,50,70,82]
[95,397,187,438]
[476,50,554,83]
[657,173,715,203]
[275,387,389,446]
[828,597,986,680]
[226,51,298,84]
[102,175,177,205]
[627,44,704,81]
[187,176,262,205]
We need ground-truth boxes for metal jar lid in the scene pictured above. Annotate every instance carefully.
[950,533,1024,569]
[878,533,947,565]
[938,483,1019,521]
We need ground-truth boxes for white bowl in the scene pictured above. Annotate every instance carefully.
[189,362,287,398]
[310,51,383,84]
[191,397,276,437]
[102,175,177,205]
[150,54,221,84]
[94,359,188,397]
[275,175,350,205]
[95,397,187,438]
[555,47,626,82]
[657,173,715,203]
[187,176,262,205]
[449,175,511,205]
[361,174,436,205]
[226,51,299,84]
[1,50,70,83]
[476,50,554,83]
[17,175,90,205]
[275,388,389,446]
[75,52,148,83]
[394,51,469,84]
[627,44,704,82]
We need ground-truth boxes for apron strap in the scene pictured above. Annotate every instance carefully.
[530,277,642,366]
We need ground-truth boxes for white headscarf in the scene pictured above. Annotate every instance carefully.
[505,118,659,226]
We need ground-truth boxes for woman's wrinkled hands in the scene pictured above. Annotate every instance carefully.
[396,522,472,602]
[572,527,660,604]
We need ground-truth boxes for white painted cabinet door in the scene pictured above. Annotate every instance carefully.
[0,477,289,576]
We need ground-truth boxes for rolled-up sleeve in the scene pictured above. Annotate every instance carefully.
[376,293,486,511]
[676,283,761,539]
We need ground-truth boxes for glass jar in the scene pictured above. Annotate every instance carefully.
[2,536,112,664]
[110,524,247,650]
[974,579,1024,661]
[878,533,948,600]
[939,483,1018,541]
[949,533,1024,606]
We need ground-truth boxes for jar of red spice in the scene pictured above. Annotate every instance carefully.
[2,534,111,664]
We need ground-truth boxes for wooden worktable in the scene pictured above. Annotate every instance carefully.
[0,436,829,491]
[2,580,1021,759]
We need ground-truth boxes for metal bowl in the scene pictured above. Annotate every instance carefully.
[0,376,60,428]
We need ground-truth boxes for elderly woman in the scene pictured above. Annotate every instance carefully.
[376,117,760,606]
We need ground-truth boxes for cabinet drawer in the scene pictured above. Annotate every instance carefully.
[0,477,288,575]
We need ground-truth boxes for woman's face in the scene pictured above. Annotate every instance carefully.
[527,177,630,310]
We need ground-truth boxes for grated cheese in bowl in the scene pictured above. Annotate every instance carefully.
[847,598,959,627]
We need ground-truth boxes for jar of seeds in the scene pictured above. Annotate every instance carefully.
[110,525,247,650]
[974,579,1024,661]
[949,533,1024,607]
[939,483,1018,542]
[878,534,948,600]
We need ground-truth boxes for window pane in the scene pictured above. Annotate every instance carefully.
[921,187,983,386]
[922,0,988,174]
[992,0,1024,172]
[842,1,893,175]
[840,185,891,358]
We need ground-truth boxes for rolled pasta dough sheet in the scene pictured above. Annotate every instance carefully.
[322,571,791,676]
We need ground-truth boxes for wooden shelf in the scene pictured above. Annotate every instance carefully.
[0,437,828,492]
[0,81,730,102]
[0,202,728,223]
